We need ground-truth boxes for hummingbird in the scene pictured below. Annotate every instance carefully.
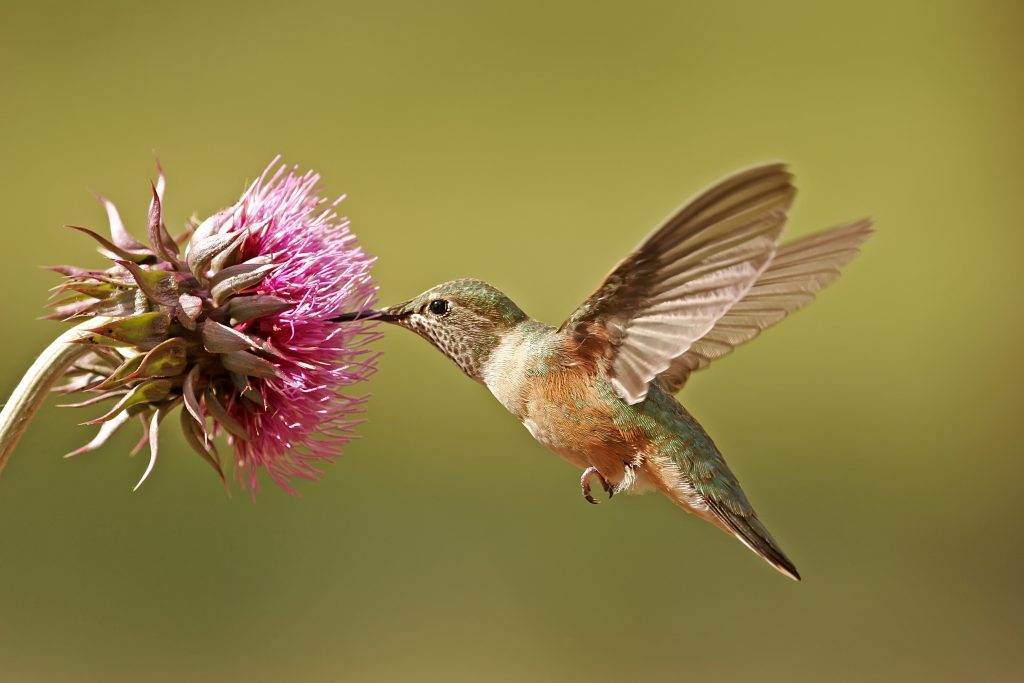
[335,164,871,580]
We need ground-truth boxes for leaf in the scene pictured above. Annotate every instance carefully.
[89,312,170,347]
[154,159,166,203]
[200,321,258,353]
[226,295,293,324]
[58,389,128,408]
[71,351,122,374]
[186,231,241,279]
[115,260,180,306]
[85,378,172,425]
[220,350,280,379]
[189,209,229,248]
[181,366,207,432]
[52,372,105,394]
[229,372,266,408]
[209,263,275,306]
[66,225,151,263]
[95,194,149,252]
[134,337,188,378]
[147,182,180,263]
[204,390,250,442]
[176,293,204,331]
[44,299,103,321]
[64,410,133,458]
[56,281,118,299]
[179,407,226,487]
[133,407,166,491]
[93,354,145,389]
[44,264,125,280]
[90,290,142,319]
[209,225,256,274]
[47,288,141,322]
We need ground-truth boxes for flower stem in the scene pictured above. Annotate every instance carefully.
[0,319,107,475]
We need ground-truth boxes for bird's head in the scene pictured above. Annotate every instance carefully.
[335,278,527,380]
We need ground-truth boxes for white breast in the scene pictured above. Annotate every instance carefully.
[481,331,534,417]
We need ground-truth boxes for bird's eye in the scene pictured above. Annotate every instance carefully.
[428,299,451,316]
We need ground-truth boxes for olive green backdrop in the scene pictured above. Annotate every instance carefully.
[1,1,1021,681]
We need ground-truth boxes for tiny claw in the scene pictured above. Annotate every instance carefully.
[581,466,614,505]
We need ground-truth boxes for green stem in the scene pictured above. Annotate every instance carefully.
[0,319,107,475]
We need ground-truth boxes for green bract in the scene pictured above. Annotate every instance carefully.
[49,176,291,489]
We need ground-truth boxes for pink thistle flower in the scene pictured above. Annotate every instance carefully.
[220,163,380,492]
[43,159,380,494]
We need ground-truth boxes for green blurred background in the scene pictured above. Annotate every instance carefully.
[1,1,1021,681]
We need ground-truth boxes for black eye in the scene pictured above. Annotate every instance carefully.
[428,299,450,316]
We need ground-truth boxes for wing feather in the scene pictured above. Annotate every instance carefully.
[657,218,873,392]
[561,164,796,404]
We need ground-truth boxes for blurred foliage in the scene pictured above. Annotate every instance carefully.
[0,1,1021,681]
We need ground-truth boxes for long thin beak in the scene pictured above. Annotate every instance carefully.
[331,302,410,323]
[331,310,382,322]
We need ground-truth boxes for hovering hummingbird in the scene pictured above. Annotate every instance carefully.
[335,164,871,580]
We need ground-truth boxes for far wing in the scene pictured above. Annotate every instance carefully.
[656,219,873,392]
[560,164,795,404]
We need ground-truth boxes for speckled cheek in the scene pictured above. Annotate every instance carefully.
[406,316,480,379]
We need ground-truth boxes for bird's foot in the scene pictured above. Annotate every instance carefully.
[581,466,615,504]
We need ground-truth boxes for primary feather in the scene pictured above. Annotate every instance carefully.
[561,164,796,404]
[657,218,874,391]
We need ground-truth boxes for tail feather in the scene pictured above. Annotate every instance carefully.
[709,501,801,581]
[643,449,801,581]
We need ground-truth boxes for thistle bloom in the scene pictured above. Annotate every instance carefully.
[5,159,379,494]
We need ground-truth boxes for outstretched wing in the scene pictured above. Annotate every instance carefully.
[560,164,796,404]
[656,219,873,393]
